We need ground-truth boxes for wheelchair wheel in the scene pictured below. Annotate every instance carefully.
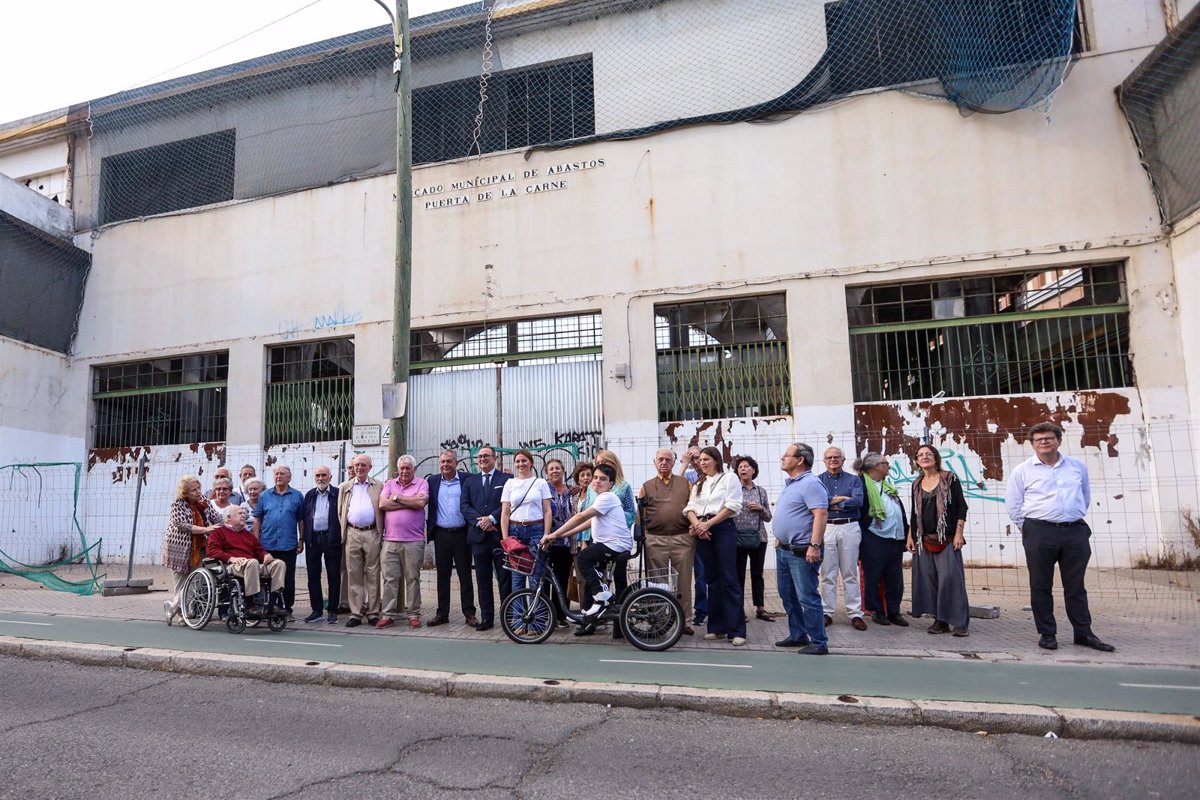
[267,615,287,632]
[226,614,247,634]
[620,588,683,652]
[179,569,216,630]
[500,589,554,644]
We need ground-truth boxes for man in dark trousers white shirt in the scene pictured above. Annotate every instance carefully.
[1005,421,1114,653]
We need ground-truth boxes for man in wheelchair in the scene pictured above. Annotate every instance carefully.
[207,506,287,614]
[540,463,633,628]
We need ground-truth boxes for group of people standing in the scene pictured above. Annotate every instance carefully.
[161,420,1113,656]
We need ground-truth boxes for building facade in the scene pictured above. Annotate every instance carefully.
[1,0,1197,572]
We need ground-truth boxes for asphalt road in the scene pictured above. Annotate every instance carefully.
[1,655,1197,800]
[2,611,1199,714]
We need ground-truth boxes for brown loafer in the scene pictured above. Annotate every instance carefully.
[927,621,949,634]
[683,626,695,636]
[427,616,448,627]
[851,617,868,631]
[465,616,478,627]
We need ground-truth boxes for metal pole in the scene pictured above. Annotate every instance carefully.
[387,0,413,477]
[125,452,146,582]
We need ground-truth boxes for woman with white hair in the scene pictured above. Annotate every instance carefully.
[161,474,223,625]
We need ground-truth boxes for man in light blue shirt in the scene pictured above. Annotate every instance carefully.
[427,450,475,627]
[773,443,830,655]
[253,464,304,616]
[818,447,866,630]
[1006,422,1113,653]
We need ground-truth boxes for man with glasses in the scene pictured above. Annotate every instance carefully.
[818,447,866,631]
[773,443,831,655]
[1006,422,1114,652]
[461,445,512,631]
[302,465,341,624]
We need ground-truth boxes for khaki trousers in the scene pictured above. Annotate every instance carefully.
[227,557,285,596]
[645,532,696,616]
[345,527,382,621]
[381,540,425,620]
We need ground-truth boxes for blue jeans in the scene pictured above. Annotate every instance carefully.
[695,520,745,638]
[509,524,544,591]
[777,545,827,648]
[693,551,709,619]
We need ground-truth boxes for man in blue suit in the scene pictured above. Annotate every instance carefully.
[426,450,476,628]
[301,464,341,624]
[460,445,512,631]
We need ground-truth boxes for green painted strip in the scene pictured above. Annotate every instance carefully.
[413,346,601,370]
[848,305,1129,335]
[92,381,227,399]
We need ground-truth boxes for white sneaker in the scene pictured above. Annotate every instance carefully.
[164,599,174,625]
[593,590,613,604]
[582,602,606,618]
[703,633,719,640]
[731,637,747,647]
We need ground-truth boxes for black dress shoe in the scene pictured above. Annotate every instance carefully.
[693,614,707,626]
[345,618,362,628]
[887,614,910,627]
[1074,634,1115,652]
[426,616,448,627]
[367,616,380,627]
[775,637,809,647]
[823,614,833,626]
[1038,634,1058,650]
[475,621,494,632]
[872,611,891,626]
[798,643,829,655]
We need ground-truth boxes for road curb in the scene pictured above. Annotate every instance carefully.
[1,635,1197,743]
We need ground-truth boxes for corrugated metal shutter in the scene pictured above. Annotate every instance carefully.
[409,361,603,472]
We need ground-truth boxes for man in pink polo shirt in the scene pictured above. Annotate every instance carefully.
[378,454,430,629]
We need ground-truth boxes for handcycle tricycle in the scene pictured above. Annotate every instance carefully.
[498,537,684,652]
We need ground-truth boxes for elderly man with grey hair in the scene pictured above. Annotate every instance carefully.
[339,454,385,627]
[252,464,305,617]
[378,454,430,629]
[639,447,696,635]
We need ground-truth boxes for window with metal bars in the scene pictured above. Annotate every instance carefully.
[92,352,228,448]
[654,294,790,422]
[264,339,354,446]
[411,313,602,373]
[846,263,1133,402]
[412,56,594,164]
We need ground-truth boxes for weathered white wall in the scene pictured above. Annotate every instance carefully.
[0,337,83,463]
[0,138,67,182]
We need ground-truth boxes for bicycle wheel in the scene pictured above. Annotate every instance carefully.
[179,569,216,630]
[500,589,554,644]
[620,588,683,652]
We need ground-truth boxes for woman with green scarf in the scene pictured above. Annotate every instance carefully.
[855,453,910,627]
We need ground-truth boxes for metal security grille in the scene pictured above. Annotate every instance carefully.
[411,312,602,372]
[847,263,1133,402]
[654,294,790,422]
[264,339,354,446]
[92,352,228,448]
[414,56,594,164]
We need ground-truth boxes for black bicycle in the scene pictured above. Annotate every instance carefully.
[498,540,683,652]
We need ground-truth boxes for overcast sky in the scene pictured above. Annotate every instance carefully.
[0,0,471,123]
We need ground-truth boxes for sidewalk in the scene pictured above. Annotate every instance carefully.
[3,564,1197,668]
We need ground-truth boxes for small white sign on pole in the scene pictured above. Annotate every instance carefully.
[382,382,408,419]
[352,424,381,447]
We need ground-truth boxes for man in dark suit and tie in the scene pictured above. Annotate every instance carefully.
[461,445,512,631]
[426,450,476,628]
[301,464,341,624]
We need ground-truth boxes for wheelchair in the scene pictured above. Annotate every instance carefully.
[178,558,288,634]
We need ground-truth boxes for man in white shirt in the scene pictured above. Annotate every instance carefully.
[337,454,386,628]
[1006,422,1114,653]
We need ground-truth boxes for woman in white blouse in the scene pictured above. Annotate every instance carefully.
[500,449,553,592]
[684,446,746,646]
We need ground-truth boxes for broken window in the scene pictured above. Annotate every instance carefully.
[92,352,228,448]
[411,313,602,373]
[264,338,354,446]
[846,263,1132,402]
[654,294,790,422]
